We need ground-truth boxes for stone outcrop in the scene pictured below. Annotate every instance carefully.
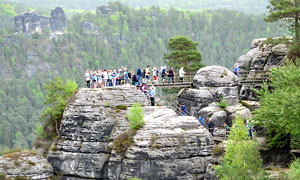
[235,38,288,100]
[178,66,252,128]
[96,5,114,15]
[47,87,215,179]
[81,21,99,34]
[50,7,67,33]
[14,7,66,34]
[0,150,53,179]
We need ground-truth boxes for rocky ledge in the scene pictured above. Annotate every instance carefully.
[235,38,288,100]
[0,150,53,179]
[47,87,215,179]
[14,7,66,34]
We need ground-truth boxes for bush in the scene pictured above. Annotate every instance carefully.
[116,104,128,110]
[212,144,224,157]
[215,117,266,180]
[128,177,142,180]
[105,101,110,107]
[216,97,228,109]
[113,130,136,155]
[289,159,300,180]
[128,103,144,130]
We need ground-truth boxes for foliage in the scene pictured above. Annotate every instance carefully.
[215,117,265,180]
[289,158,300,180]
[39,77,77,140]
[164,36,204,72]
[112,130,136,155]
[253,61,300,149]
[128,103,144,130]
[216,97,228,109]
[116,104,128,110]
[265,0,300,59]
[128,177,142,180]
[4,0,269,14]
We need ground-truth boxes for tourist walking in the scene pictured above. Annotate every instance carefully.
[84,70,90,88]
[208,119,215,136]
[180,103,186,116]
[148,85,156,106]
[161,66,167,84]
[153,67,158,84]
[137,67,142,86]
[168,67,175,84]
[179,67,185,83]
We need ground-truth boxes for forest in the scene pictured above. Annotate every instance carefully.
[0,1,287,153]
[4,0,269,14]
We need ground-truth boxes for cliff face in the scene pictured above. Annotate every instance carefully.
[14,7,66,34]
[235,38,288,100]
[47,87,215,179]
[178,66,252,128]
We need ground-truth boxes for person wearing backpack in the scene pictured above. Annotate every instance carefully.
[137,67,142,86]
[132,73,138,86]
[161,66,167,84]
[168,67,175,84]
[233,65,239,77]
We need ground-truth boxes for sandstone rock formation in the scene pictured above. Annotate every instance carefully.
[50,7,67,33]
[0,150,53,179]
[178,66,252,128]
[235,38,288,100]
[14,7,66,34]
[14,11,42,34]
[47,87,215,179]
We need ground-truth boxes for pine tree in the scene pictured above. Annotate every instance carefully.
[164,36,205,72]
[265,0,300,58]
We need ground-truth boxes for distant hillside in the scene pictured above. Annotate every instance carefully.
[5,0,269,14]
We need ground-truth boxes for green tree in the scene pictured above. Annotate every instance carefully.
[253,61,300,149]
[164,36,205,72]
[215,117,265,180]
[40,77,77,139]
[265,0,300,58]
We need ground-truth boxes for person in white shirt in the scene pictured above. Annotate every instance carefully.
[179,67,185,83]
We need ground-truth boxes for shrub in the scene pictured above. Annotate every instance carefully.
[215,117,266,180]
[289,158,300,180]
[105,101,110,107]
[212,144,224,157]
[216,97,228,109]
[116,104,128,110]
[128,177,142,180]
[27,160,36,166]
[113,130,136,155]
[128,103,144,130]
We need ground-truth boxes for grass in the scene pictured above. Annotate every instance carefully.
[212,144,224,157]
[112,130,136,155]
[105,101,110,107]
[27,160,36,166]
[2,150,38,161]
[116,104,128,110]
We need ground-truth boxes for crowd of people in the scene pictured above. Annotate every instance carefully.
[83,66,186,89]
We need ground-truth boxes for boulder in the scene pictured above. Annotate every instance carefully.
[193,66,238,88]
[50,7,66,33]
[234,55,252,69]
[0,150,53,179]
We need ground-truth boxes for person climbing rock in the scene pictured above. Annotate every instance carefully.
[208,119,214,136]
